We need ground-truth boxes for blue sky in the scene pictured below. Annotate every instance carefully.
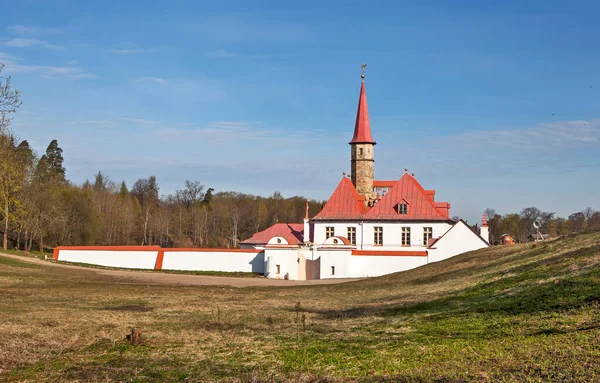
[2,0,600,223]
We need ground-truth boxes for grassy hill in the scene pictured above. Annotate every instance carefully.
[1,232,599,382]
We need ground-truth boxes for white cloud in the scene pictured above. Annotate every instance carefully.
[112,48,154,54]
[119,117,160,125]
[0,51,96,80]
[3,38,63,50]
[206,49,237,58]
[392,118,600,180]
[7,25,64,36]
[132,77,166,84]
[155,121,321,146]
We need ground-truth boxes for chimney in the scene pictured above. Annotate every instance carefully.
[480,213,490,244]
[303,199,311,243]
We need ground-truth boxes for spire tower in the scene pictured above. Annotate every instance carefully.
[350,64,376,204]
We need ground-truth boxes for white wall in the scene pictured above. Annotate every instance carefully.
[428,221,488,263]
[312,221,452,249]
[348,254,428,277]
[313,222,360,246]
[264,248,299,280]
[318,249,352,279]
[162,250,264,273]
[57,249,159,269]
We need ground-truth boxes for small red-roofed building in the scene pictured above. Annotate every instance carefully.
[239,73,490,280]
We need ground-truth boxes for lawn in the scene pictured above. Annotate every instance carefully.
[1,232,599,382]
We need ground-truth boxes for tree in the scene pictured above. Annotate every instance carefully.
[0,63,22,132]
[131,176,159,245]
[0,133,25,250]
[568,212,586,233]
[36,139,66,184]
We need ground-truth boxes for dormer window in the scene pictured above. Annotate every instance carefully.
[396,203,408,214]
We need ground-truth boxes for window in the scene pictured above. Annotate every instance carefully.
[331,266,335,275]
[374,226,383,245]
[423,227,433,246]
[347,227,356,245]
[396,203,408,214]
[276,264,281,274]
[276,238,282,244]
[359,148,363,155]
[401,227,411,246]
[325,226,334,239]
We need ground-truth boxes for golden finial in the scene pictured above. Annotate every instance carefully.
[361,63,367,80]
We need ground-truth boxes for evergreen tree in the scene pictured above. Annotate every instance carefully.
[119,181,129,197]
[37,139,66,184]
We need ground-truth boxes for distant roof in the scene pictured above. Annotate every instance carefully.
[241,223,304,245]
[313,177,368,220]
[365,173,450,220]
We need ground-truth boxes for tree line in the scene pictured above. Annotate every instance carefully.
[0,137,324,251]
[480,207,600,245]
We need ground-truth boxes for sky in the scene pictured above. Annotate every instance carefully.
[1,0,600,224]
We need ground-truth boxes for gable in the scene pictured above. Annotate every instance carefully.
[429,220,489,249]
[365,174,449,220]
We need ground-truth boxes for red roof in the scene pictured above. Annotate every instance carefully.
[349,81,376,144]
[241,223,304,245]
[313,178,368,220]
[364,173,450,220]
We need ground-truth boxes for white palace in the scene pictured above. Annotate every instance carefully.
[53,73,490,280]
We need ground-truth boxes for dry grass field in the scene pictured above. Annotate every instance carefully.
[1,232,600,382]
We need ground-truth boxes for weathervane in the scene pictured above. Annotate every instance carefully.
[361,63,367,79]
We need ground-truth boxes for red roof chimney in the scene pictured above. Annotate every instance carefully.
[482,213,488,227]
[349,80,376,145]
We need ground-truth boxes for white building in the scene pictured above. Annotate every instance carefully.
[52,72,490,280]
[241,73,490,280]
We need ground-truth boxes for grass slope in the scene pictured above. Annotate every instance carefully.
[1,232,599,382]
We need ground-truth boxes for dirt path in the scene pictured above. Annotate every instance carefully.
[0,252,357,287]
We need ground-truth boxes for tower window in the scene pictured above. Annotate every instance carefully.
[402,227,411,246]
[276,264,281,274]
[347,227,356,245]
[396,203,408,214]
[325,226,334,239]
[374,226,383,245]
[359,148,364,155]
[331,266,335,275]
[423,227,433,246]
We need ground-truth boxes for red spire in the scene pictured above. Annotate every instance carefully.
[349,81,376,144]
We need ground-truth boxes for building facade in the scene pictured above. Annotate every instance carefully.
[241,73,490,280]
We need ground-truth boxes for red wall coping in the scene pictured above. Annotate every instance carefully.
[56,246,161,251]
[162,248,262,254]
[54,246,261,254]
[351,250,428,257]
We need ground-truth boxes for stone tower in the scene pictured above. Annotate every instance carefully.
[349,72,376,203]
